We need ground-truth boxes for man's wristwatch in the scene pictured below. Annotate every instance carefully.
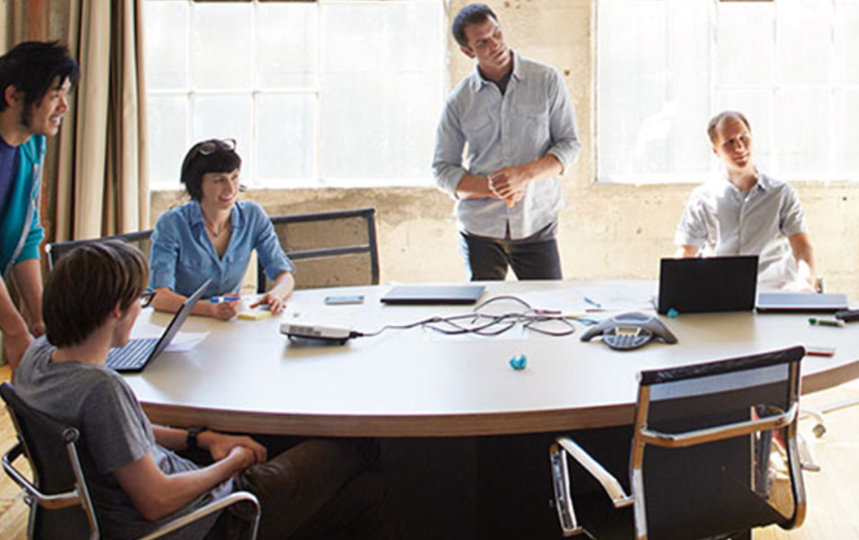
[186,426,207,451]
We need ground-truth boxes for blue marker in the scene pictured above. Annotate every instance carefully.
[210,295,241,303]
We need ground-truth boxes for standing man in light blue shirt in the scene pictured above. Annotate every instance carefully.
[433,4,580,281]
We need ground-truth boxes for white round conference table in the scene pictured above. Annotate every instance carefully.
[123,280,859,437]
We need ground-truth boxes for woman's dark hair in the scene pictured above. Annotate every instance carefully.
[44,241,148,348]
[179,139,242,201]
[0,41,79,112]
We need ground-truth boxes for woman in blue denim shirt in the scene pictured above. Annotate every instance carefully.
[149,139,295,320]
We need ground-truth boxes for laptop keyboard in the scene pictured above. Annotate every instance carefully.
[106,338,158,371]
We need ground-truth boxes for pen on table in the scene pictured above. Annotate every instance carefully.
[583,297,602,309]
[210,295,241,303]
[808,317,845,328]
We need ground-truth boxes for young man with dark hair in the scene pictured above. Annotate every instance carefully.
[675,110,817,291]
[433,4,580,281]
[0,41,79,377]
[15,241,394,539]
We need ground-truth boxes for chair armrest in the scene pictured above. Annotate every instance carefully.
[140,491,261,540]
[2,442,82,510]
[555,437,632,508]
[550,438,633,538]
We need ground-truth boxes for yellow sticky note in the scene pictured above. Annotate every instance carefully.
[238,310,273,321]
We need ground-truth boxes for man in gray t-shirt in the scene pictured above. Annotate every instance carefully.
[14,241,395,540]
[16,337,230,538]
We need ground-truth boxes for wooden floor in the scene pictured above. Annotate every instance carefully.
[0,365,858,539]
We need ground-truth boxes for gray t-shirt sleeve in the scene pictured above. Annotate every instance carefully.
[81,374,154,474]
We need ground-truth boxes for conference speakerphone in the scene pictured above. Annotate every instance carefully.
[280,322,355,344]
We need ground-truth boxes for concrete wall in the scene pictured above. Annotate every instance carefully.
[151,0,859,298]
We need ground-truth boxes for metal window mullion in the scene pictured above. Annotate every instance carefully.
[709,0,718,177]
[829,0,837,174]
[664,1,671,174]
[186,0,194,157]
[315,0,323,186]
[771,1,778,172]
[251,0,259,187]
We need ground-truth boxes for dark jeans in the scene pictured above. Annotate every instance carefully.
[206,438,398,540]
[459,229,562,281]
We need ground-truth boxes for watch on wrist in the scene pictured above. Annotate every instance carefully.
[186,426,206,451]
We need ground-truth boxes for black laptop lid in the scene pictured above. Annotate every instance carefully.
[658,256,758,314]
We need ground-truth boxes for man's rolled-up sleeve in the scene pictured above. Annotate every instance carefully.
[432,101,467,197]
[545,68,581,172]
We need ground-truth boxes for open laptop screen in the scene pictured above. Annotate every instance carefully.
[658,256,758,314]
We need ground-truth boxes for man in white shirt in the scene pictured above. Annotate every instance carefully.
[674,111,817,291]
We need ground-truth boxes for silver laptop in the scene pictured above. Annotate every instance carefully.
[756,292,849,314]
[380,284,485,305]
[106,279,211,372]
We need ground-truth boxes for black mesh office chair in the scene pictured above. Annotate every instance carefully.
[45,230,153,270]
[257,208,379,292]
[0,382,260,539]
[549,346,809,539]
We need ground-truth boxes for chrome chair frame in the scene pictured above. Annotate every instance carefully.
[550,346,809,539]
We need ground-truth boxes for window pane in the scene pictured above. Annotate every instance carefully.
[145,0,446,189]
[834,0,859,85]
[598,0,859,183]
[776,0,832,85]
[320,1,444,185]
[833,89,859,175]
[717,3,773,86]
[598,0,663,180]
[665,1,711,177]
[256,3,317,88]
[256,93,316,183]
[322,72,439,183]
[143,1,188,90]
[773,87,829,178]
[598,0,711,182]
[147,95,188,188]
[191,3,253,89]
[191,94,254,179]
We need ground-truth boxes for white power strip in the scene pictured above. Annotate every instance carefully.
[280,322,353,343]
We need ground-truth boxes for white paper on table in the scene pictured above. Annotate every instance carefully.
[164,331,209,352]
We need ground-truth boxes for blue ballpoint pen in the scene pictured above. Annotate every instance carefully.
[583,297,602,309]
[210,295,241,303]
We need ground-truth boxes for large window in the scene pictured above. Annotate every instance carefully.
[144,0,445,190]
[597,0,859,184]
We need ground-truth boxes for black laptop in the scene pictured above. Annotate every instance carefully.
[380,284,485,305]
[106,279,211,372]
[657,256,758,314]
